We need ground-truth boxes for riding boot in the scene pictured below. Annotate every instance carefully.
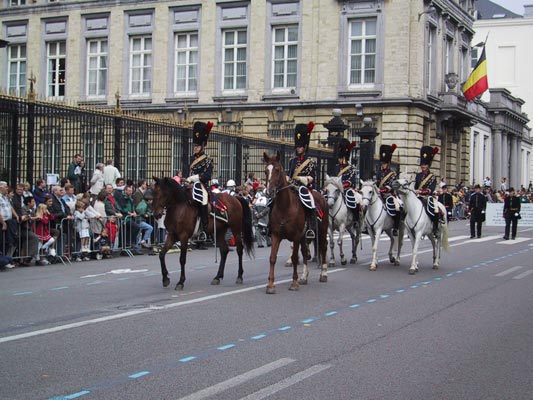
[392,214,400,237]
[305,209,316,239]
[197,205,209,242]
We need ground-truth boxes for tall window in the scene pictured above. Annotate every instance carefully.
[47,41,66,97]
[426,26,437,94]
[8,44,26,96]
[349,19,376,85]
[129,36,152,95]
[42,132,62,175]
[125,130,147,181]
[445,37,454,75]
[174,32,198,94]
[223,29,247,91]
[86,39,108,97]
[10,0,26,5]
[272,26,298,89]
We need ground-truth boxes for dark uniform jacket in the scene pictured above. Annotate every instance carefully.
[188,152,214,186]
[288,154,316,189]
[376,168,397,194]
[438,192,454,212]
[415,171,437,194]
[503,195,521,218]
[335,163,358,189]
[469,191,487,221]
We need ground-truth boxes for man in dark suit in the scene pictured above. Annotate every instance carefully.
[469,184,487,238]
[50,186,74,256]
[503,188,521,240]
[438,185,454,222]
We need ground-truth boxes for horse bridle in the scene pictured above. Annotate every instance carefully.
[398,182,424,233]
[361,186,385,230]
[326,184,343,220]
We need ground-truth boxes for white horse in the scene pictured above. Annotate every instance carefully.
[392,178,449,274]
[360,180,404,271]
[324,175,363,267]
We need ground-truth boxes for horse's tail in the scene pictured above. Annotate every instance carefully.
[236,196,255,258]
[441,222,450,251]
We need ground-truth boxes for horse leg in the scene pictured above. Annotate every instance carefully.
[394,224,403,266]
[319,228,328,283]
[328,227,336,268]
[234,232,245,284]
[175,238,189,290]
[387,230,395,264]
[290,241,300,290]
[267,237,281,294]
[159,235,174,287]
[212,228,230,285]
[369,228,381,271]
[409,234,421,275]
[285,243,293,267]
[338,226,347,266]
[431,235,439,270]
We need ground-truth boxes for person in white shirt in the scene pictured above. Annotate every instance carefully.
[89,163,105,196]
[103,159,121,188]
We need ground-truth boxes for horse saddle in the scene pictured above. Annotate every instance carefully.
[192,181,208,205]
[344,188,359,209]
[385,196,402,217]
[422,196,439,219]
[209,194,229,223]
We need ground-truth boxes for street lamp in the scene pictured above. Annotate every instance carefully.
[356,117,379,181]
[322,109,350,175]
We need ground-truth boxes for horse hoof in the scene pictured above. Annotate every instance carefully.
[211,278,220,285]
[350,258,357,264]
[394,260,400,266]
[163,278,170,287]
[266,286,276,294]
[341,259,347,266]
[409,269,416,275]
[285,261,292,268]
[298,279,308,285]
[433,265,439,270]
[369,265,377,271]
[288,284,299,291]
[175,283,184,290]
[235,277,243,284]
[328,261,335,268]
[319,275,327,283]
[389,257,395,264]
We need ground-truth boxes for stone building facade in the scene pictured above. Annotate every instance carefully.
[1,0,528,186]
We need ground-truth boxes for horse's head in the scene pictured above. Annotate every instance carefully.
[152,176,189,216]
[360,180,377,208]
[392,178,411,195]
[263,151,287,196]
[324,175,343,208]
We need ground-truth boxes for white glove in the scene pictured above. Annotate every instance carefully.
[514,212,519,217]
[481,210,485,214]
[187,174,199,183]
[295,176,309,186]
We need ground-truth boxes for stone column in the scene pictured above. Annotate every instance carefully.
[516,136,522,188]
[509,135,517,188]
[492,129,502,188]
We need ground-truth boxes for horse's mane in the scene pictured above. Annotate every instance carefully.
[324,175,343,192]
[158,177,190,205]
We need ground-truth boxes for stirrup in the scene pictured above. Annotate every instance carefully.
[305,229,315,239]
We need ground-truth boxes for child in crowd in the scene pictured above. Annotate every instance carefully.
[32,202,59,259]
[105,216,119,251]
[93,227,112,259]
[74,201,91,261]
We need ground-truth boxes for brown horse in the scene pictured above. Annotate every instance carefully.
[152,177,254,290]
[263,152,329,294]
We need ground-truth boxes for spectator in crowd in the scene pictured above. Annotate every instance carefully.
[67,153,83,194]
[18,196,42,266]
[222,179,237,196]
[93,227,112,259]
[519,188,530,203]
[79,159,88,193]
[105,216,119,251]
[438,185,454,222]
[49,185,74,257]
[113,178,127,210]
[11,183,25,217]
[500,177,507,192]
[22,181,34,200]
[211,179,221,193]
[244,172,256,187]
[135,191,154,248]
[62,184,77,213]
[503,188,521,240]
[89,163,105,198]
[103,159,121,188]
[33,201,58,258]
[0,181,20,257]
[133,179,148,207]
[32,179,49,206]
[93,189,107,218]
[172,170,182,185]
[118,185,142,255]
[103,184,123,218]
[73,201,91,261]
[483,176,492,188]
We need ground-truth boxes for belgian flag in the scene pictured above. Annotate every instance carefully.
[462,46,488,101]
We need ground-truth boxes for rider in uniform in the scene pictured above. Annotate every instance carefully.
[186,121,214,242]
[415,145,440,238]
[334,138,359,218]
[376,143,401,236]
[288,121,317,239]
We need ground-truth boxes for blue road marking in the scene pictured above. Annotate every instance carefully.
[217,344,235,351]
[366,299,376,303]
[251,334,266,340]
[13,292,33,296]
[51,287,69,291]
[446,273,454,277]
[278,326,291,331]
[64,391,91,399]
[179,356,196,363]
[410,285,419,289]
[128,371,150,379]
[380,294,390,299]
[301,318,315,324]
[325,311,338,316]
[396,289,406,293]
[86,281,102,285]
[116,277,129,281]
[349,304,361,308]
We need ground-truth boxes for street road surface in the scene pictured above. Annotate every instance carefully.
[1,221,531,400]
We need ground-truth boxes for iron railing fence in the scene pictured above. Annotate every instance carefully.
[0,94,333,189]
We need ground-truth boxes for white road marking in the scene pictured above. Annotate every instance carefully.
[448,235,471,242]
[177,358,295,400]
[469,235,501,243]
[498,238,531,245]
[239,363,331,400]
[513,270,533,280]
[494,266,523,277]
[0,270,346,345]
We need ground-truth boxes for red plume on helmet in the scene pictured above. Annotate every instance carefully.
[206,121,214,135]
[307,121,315,133]
[433,147,439,155]
[348,141,357,152]
[391,144,397,153]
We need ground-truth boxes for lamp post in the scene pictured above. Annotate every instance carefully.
[356,117,379,181]
[322,109,349,175]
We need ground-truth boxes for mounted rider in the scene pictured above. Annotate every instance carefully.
[415,145,440,238]
[288,121,317,239]
[334,138,359,217]
[376,143,401,236]
[186,121,214,242]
